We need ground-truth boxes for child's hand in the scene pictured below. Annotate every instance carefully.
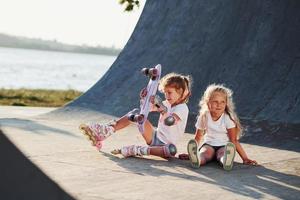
[178,153,189,160]
[149,96,157,112]
[243,158,258,165]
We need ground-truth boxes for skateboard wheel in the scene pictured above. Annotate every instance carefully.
[141,67,158,80]
[128,114,144,123]
[141,68,149,75]
[136,114,144,123]
[149,68,158,76]
[149,69,158,80]
[140,88,148,98]
[128,114,136,122]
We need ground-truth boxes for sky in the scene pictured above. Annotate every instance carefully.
[0,0,145,48]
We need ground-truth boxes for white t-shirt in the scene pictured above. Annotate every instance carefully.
[195,112,236,146]
[157,102,189,145]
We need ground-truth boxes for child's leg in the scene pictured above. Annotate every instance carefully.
[199,144,215,165]
[141,120,155,145]
[110,114,132,131]
[216,142,236,171]
[148,144,177,158]
[79,108,139,149]
[187,141,215,168]
[117,144,176,158]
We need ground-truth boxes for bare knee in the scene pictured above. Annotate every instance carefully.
[199,145,215,164]
[216,147,225,161]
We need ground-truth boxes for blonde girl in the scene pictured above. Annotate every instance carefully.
[80,73,192,158]
[187,84,257,170]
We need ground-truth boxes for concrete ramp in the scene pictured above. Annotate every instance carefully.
[60,0,300,126]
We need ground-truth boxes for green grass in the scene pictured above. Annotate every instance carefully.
[0,89,83,107]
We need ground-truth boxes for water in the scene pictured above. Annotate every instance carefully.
[0,47,116,91]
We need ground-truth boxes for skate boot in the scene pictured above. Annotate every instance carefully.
[120,145,149,157]
[79,122,115,150]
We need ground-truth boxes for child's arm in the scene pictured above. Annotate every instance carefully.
[194,129,204,145]
[227,128,258,165]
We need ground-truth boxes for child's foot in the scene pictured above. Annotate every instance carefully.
[187,139,200,168]
[79,122,114,150]
[223,142,236,171]
[120,145,149,157]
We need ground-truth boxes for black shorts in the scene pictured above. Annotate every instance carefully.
[201,143,225,152]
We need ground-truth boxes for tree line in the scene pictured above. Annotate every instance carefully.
[0,33,121,56]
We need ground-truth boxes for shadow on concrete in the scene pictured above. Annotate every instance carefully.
[101,151,300,200]
[0,118,78,138]
[0,130,74,200]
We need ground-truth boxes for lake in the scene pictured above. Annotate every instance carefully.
[0,47,117,91]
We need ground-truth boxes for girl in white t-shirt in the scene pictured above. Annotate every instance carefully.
[80,73,192,159]
[187,84,257,170]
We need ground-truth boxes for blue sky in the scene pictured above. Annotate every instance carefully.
[0,0,145,48]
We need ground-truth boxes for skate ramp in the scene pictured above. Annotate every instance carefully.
[0,129,74,200]
[56,0,300,128]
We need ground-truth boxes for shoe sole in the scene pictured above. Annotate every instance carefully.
[187,139,200,168]
[223,142,236,171]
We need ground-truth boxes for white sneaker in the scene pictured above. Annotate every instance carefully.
[223,142,236,171]
[187,139,200,168]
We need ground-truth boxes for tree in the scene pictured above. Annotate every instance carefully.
[119,0,140,11]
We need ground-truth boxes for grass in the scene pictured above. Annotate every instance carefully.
[0,88,83,107]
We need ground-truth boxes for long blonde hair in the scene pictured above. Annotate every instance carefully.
[198,84,243,139]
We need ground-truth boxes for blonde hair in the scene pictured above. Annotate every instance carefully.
[159,73,192,103]
[198,84,243,139]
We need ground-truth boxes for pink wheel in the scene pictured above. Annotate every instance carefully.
[136,114,144,124]
[150,68,158,80]
[96,141,103,150]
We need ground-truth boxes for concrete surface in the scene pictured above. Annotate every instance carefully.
[0,106,299,200]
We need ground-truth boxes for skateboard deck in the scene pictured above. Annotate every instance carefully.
[137,64,161,133]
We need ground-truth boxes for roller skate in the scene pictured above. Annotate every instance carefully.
[79,122,115,150]
[111,145,149,157]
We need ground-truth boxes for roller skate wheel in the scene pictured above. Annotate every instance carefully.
[111,149,121,155]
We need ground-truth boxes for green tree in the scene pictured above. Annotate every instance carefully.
[119,0,140,11]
